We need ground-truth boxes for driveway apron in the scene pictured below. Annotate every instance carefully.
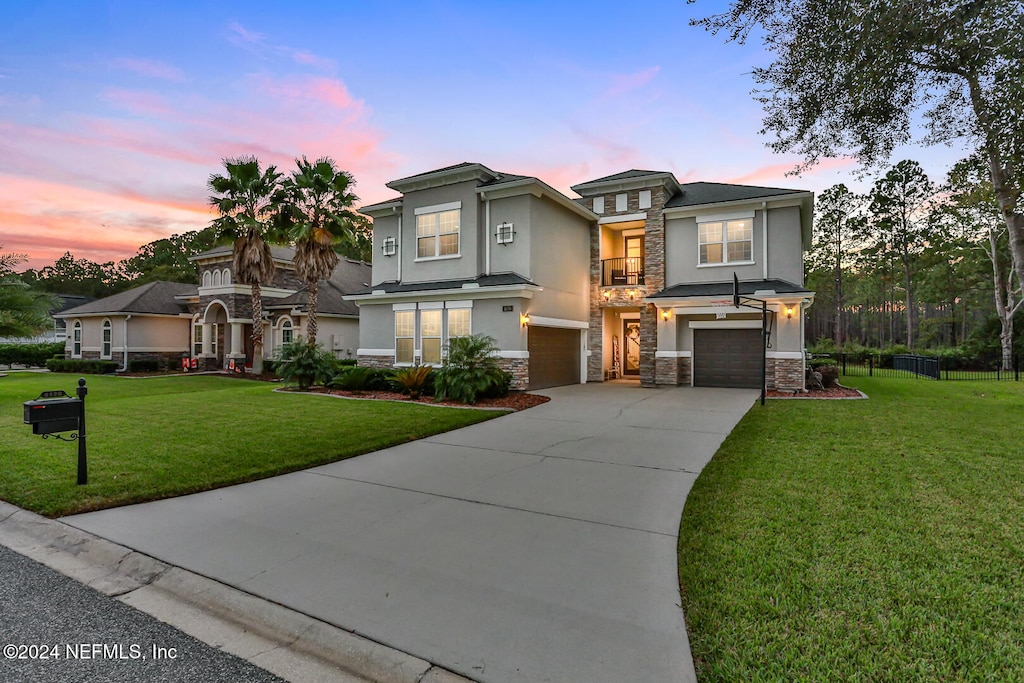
[64,383,757,683]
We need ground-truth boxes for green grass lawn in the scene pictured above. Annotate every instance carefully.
[1,373,504,517]
[678,378,1024,682]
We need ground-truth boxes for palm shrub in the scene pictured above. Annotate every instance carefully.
[391,365,434,399]
[434,334,510,405]
[275,338,334,390]
[329,366,389,392]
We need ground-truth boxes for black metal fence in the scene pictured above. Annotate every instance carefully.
[810,353,1021,381]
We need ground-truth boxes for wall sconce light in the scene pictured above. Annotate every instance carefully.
[602,290,611,300]
[785,305,794,319]
[520,314,531,327]
[628,289,636,300]
[661,309,670,321]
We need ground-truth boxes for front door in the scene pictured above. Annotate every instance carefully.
[623,320,641,376]
[624,236,644,284]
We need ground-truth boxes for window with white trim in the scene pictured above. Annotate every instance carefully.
[698,219,753,264]
[382,235,397,256]
[395,310,415,364]
[72,321,82,357]
[447,308,471,339]
[280,319,293,345]
[420,309,442,365]
[193,320,203,356]
[416,209,460,258]
[101,320,112,359]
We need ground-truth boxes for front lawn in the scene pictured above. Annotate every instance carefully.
[679,378,1024,681]
[1,373,504,517]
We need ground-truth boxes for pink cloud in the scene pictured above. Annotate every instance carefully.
[725,157,856,186]
[254,75,363,114]
[109,58,185,82]
[604,66,660,98]
[292,50,336,71]
[227,21,265,45]
[100,88,175,117]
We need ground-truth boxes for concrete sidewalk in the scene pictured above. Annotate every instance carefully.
[64,383,758,683]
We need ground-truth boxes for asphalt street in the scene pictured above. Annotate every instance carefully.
[0,544,283,683]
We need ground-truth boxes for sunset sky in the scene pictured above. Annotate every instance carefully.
[2,1,967,270]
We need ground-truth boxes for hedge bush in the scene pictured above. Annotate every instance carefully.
[45,358,119,374]
[0,342,66,368]
[127,358,161,372]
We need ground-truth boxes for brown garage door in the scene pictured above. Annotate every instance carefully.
[528,326,580,390]
[693,328,763,388]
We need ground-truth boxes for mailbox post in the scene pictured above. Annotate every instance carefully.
[22,378,89,485]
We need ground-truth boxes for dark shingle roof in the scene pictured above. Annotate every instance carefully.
[578,169,668,184]
[268,259,371,316]
[189,245,296,262]
[665,182,805,208]
[352,272,535,296]
[56,281,197,317]
[649,279,813,299]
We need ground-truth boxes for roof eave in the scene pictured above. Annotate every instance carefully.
[477,178,598,221]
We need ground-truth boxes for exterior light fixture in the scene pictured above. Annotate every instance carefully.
[628,290,636,300]
[602,290,611,300]
[785,305,794,319]
[521,314,531,327]
[661,309,670,321]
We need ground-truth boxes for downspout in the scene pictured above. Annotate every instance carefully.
[120,314,132,372]
[762,201,769,280]
[396,207,403,282]
[484,195,491,276]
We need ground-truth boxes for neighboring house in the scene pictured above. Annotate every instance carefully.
[55,246,370,370]
[348,163,814,391]
[0,294,93,345]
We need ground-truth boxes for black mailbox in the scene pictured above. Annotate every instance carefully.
[23,398,81,435]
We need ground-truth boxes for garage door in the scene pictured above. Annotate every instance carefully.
[528,327,581,390]
[693,328,763,388]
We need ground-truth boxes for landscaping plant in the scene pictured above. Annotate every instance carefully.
[275,338,334,390]
[434,334,510,405]
[391,365,434,399]
[329,365,389,392]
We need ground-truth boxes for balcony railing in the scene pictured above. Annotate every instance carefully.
[600,257,645,286]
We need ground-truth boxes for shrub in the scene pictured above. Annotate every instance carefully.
[275,338,335,390]
[391,365,434,399]
[127,358,160,372]
[45,358,118,374]
[816,364,839,388]
[0,342,66,368]
[434,334,508,405]
[329,365,390,391]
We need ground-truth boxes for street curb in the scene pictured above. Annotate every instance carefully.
[0,501,477,683]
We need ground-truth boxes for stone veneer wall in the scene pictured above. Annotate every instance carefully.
[773,357,804,392]
[357,354,394,370]
[494,357,529,390]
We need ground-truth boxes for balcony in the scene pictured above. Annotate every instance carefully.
[600,257,645,286]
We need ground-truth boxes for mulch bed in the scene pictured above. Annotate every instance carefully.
[284,387,551,411]
[766,384,866,399]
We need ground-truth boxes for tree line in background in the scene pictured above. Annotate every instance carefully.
[805,156,1021,369]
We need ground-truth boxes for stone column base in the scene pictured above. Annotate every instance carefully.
[772,357,804,392]
[357,355,395,370]
[495,357,529,391]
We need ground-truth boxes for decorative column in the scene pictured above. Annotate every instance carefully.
[230,323,243,356]
[201,324,213,356]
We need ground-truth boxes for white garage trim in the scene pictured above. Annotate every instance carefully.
[358,348,395,356]
[494,350,529,359]
[766,351,804,359]
[689,320,763,329]
[655,350,692,358]
[526,315,589,329]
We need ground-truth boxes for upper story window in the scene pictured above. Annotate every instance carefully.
[415,204,460,259]
[699,219,753,265]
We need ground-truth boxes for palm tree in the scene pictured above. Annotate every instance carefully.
[281,156,360,347]
[208,156,286,374]
[0,248,55,337]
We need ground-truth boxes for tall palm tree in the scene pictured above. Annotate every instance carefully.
[208,156,286,374]
[281,156,359,347]
[0,249,55,337]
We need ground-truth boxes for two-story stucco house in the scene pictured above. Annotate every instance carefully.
[348,162,815,392]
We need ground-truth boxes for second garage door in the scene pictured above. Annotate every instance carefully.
[693,328,763,388]
[528,326,580,390]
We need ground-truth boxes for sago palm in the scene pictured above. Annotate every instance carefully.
[208,156,286,374]
[282,156,359,347]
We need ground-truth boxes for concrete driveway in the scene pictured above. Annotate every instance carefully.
[65,383,757,683]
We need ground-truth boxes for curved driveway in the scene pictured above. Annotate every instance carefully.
[65,383,757,683]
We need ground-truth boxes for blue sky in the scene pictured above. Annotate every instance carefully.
[1,1,967,269]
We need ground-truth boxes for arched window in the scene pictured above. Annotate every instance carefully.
[101,319,112,359]
[202,271,212,287]
[72,321,82,358]
[280,318,294,345]
[213,270,222,286]
[222,268,231,285]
